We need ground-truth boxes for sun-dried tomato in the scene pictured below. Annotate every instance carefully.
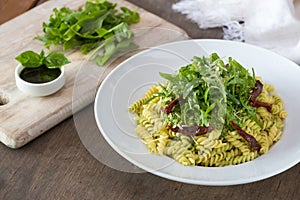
[230,120,261,151]
[168,125,213,136]
[162,98,179,114]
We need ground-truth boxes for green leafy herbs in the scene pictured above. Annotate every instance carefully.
[159,53,257,135]
[36,0,140,65]
[15,50,44,68]
[16,50,70,83]
[16,50,70,69]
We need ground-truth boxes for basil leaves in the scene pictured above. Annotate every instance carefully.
[16,50,70,69]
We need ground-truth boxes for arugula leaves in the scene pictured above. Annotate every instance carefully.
[160,53,257,134]
[16,50,70,69]
[36,0,140,65]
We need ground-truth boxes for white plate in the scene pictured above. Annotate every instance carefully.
[94,39,300,185]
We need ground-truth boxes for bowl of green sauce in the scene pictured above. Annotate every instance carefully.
[15,50,70,96]
[15,64,65,96]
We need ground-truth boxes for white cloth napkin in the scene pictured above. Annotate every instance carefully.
[173,0,300,64]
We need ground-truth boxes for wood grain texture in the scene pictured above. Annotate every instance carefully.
[0,0,60,24]
[0,0,36,24]
[0,0,187,149]
[0,1,299,200]
[0,104,299,200]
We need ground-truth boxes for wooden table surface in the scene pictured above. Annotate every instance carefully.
[0,0,299,199]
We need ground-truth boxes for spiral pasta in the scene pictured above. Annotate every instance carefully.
[128,84,159,114]
[129,73,287,167]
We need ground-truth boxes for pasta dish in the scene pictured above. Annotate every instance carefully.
[129,53,287,167]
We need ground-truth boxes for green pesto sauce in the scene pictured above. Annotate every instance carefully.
[20,65,61,83]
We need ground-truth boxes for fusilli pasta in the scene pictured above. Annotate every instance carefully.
[129,56,287,167]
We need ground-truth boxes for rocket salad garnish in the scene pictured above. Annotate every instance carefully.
[159,53,257,127]
[158,53,263,149]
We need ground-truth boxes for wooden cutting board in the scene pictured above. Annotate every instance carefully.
[0,0,188,148]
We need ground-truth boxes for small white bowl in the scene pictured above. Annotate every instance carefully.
[15,64,65,96]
